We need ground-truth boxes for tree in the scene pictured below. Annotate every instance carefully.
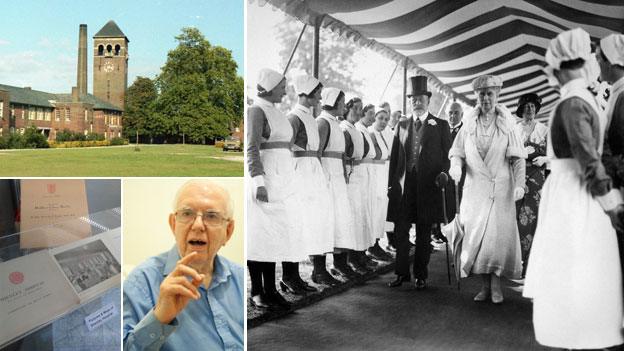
[275,16,364,107]
[155,27,243,143]
[124,77,158,143]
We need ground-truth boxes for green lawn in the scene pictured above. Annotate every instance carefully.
[0,144,243,176]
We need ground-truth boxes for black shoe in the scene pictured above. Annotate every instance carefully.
[331,265,361,280]
[415,279,427,290]
[265,290,292,309]
[279,279,306,295]
[295,277,318,292]
[311,271,340,286]
[366,246,387,261]
[431,227,448,243]
[249,294,273,309]
[387,275,409,287]
[359,253,379,270]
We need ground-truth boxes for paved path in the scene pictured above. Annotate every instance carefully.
[248,251,547,351]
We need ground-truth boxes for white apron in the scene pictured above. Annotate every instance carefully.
[341,120,372,251]
[247,98,306,262]
[523,79,624,349]
[356,121,377,244]
[318,111,356,250]
[289,104,334,255]
[368,125,390,242]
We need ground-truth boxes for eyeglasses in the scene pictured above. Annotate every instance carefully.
[175,209,230,227]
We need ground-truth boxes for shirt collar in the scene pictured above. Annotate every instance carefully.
[320,110,338,122]
[560,78,587,99]
[451,121,463,129]
[412,111,428,122]
[294,103,312,114]
[163,245,232,291]
[256,97,274,107]
[612,76,624,96]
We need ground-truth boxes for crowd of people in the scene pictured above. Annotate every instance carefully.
[247,27,624,350]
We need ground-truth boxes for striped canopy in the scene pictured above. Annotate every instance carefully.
[253,0,624,118]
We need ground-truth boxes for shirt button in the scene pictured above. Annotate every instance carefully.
[150,333,156,339]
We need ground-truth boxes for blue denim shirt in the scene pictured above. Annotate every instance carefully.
[123,246,244,351]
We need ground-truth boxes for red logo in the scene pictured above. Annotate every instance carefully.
[9,271,24,284]
[46,183,56,194]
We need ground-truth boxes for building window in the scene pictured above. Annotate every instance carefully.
[21,107,24,119]
[84,109,88,122]
[106,44,112,55]
[11,106,15,118]
[114,44,121,56]
[37,108,43,120]
[29,107,35,120]
[44,109,51,121]
[98,45,104,56]
[55,109,60,121]
[65,108,70,122]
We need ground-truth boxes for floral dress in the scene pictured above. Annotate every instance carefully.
[515,121,548,275]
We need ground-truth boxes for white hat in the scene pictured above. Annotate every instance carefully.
[257,68,284,92]
[472,75,503,90]
[545,28,591,70]
[293,75,321,95]
[321,87,342,107]
[601,34,624,67]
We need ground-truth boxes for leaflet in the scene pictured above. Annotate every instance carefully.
[0,228,121,347]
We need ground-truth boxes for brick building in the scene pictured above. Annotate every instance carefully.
[0,21,128,140]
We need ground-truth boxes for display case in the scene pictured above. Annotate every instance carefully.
[0,208,121,351]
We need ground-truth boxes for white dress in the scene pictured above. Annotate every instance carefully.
[523,79,624,349]
[246,98,306,262]
[356,121,377,244]
[368,125,390,242]
[318,111,356,250]
[341,120,373,251]
[289,104,334,256]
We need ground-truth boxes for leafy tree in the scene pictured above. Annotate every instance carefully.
[275,17,364,107]
[155,27,243,143]
[22,125,48,148]
[124,76,158,143]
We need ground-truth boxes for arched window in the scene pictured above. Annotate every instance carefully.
[106,44,112,54]
[114,44,121,56]
[97,45,104,56]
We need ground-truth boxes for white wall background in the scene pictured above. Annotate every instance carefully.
[122,178,244,278]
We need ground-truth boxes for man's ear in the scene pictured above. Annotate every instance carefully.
[168,213,176,236]
[224,219,235,245]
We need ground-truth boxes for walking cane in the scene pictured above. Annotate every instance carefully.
[435,172,451,285]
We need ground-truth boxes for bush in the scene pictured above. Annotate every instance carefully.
[22,126,49,149]
[0,136,6,149]
[110,137,126,146]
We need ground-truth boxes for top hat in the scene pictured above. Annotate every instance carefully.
[515,93,542,117]
[407,76,431,97]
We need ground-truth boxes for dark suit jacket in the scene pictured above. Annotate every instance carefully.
[387,113,451,224]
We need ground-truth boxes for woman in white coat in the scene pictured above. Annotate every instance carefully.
[448,74,526,304]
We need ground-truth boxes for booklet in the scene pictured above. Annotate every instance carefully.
[20,179,91,249]
[0,228,121,348]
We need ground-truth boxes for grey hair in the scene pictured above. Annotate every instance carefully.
[172,179,234,218]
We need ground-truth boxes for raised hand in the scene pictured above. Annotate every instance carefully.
[256,186,269,202]
[153,252,205,324]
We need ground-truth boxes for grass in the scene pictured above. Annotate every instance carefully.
[0,144,243,176]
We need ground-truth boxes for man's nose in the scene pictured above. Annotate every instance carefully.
[191,214,206,230]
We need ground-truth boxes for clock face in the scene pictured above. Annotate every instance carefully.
[103,61,114,73]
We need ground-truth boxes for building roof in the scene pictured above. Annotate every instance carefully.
[0,84,123,112]
[93,20,128,41]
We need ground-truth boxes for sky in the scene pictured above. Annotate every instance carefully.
[0,0,243,94]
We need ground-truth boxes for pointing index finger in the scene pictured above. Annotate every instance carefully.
[177,251,198,266]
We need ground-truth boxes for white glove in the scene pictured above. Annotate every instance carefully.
[532,156,548,167]
[449,166,462,184]
[525,146,535,154]
[513,187,525,201]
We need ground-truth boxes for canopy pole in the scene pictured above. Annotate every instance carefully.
[437,94,450,118]
[402,57,408,114]
[283,23,308,76]
[313,17,321,78]
[379,61,399,103]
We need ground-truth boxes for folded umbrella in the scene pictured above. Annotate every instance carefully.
[435,172,451,286]
[441,178,464,290]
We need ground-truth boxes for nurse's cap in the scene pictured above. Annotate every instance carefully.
[601,34,624,67]
[257,68,284,92]
[321,87,342,107]
[545,28,591,70]
[293,75,321,95]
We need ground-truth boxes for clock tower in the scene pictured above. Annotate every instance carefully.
[93,20,128,110]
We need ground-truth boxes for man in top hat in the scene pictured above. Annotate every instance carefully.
[387,75,452,290]
[598,33,624,284]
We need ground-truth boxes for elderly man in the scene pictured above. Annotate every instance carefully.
[387,75,451,290]
[123,180,243,351]
[448,102,464,141]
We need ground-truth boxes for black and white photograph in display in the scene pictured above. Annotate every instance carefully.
[246,1,624,350]
[54,239,120,293]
